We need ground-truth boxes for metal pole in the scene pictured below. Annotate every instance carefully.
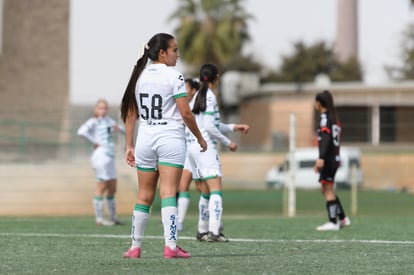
[351,164,358,215]
[287,113,296,217]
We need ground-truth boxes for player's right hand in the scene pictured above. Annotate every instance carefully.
[198,138,207,152]
[228,142,237,152]
[126,147,135,167]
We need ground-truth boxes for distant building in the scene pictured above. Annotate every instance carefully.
[237,81,414,151]
[0,0,69,158]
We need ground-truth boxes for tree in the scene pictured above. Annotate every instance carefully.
[385,23,414,80]
[262,40,363,83]
[169,0,253,72]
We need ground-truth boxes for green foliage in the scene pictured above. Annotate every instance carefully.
[263,40,363,83]
[331,56,363,81]
[222,54,262,72]
[170,0,253,72]
[385,23,414,80]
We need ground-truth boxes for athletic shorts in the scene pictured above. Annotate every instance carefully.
[134,124,186,170]
[319,164,338,185]
[187,141,222,180]
[91,147,116,181]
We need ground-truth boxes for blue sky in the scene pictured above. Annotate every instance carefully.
[70,0,413,104]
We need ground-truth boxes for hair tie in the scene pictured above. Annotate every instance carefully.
[138,43,149,59]
[203,76,208,81]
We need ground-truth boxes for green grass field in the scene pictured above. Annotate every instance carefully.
[1,189,414,274]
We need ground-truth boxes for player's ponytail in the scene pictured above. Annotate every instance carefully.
[120,33,175,122]
[192,64,219,114]
[316,90,340,124]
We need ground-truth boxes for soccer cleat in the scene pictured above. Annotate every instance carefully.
[339,217,351,229]
[163,246,191,259]
[316,222,340,231]
[113,219,125,225]
[196,232,209,242]
[123,247,141,258]
[177,223,183,232]
[206,232,229,242]
[96,219,115,226]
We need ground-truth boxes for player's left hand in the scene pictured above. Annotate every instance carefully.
[126,147,135,167]
[234,124,249,134]
[314,158,324,173]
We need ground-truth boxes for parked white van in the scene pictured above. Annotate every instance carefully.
[266,147,363,189]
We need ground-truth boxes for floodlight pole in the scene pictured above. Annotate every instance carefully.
[287,113,296,217]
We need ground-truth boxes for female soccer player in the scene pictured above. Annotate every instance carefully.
[177,78,202,232]
[176,78,248,233]
[120,33,207,259]
[187,63,249,242]
[314,90,351,231]
[77,99,125,226]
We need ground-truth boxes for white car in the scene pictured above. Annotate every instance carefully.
[266,147,363,189]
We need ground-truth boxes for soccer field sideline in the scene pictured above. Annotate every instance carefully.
[2,231,414,245]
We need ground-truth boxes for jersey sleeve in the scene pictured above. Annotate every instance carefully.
[219,122,234,134]
[203,93,231,146]
[77,118,96,144]
[204,115,231,147]
[172,72,187,99]
[318,114,331,160]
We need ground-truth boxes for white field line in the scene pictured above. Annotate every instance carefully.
[1,232,414,245]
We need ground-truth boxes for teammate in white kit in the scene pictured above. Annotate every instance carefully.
[176,78,202,231]
[120,33,207,259]
[187,64,249,242]
[77,99,125,226]
[177,79,249,233]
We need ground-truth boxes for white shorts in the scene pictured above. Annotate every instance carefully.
[187,142,222,180]
[91,147,116,181]
[135,124,186,170]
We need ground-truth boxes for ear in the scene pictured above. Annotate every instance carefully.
[158,49,167,61]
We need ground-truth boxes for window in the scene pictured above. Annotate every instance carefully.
[299,160,315,169]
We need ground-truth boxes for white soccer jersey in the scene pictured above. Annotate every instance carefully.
[136,63,187,126]
[187,89,231,147]
[134,63,188,169]
[77,116,124,157]
[185,88,234,180]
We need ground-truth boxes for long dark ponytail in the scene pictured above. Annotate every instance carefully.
[120,33,175,122]
[192,64,219,114]
[315,90,340,123]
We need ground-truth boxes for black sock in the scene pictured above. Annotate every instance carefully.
[326,200,337,223]
[335,195,346,220]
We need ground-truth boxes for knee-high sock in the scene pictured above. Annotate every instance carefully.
[131,204,150,248]
[106,196,117,221]
[198,193,210,234]
[335,195,346,220]
[161,197,178,250]
[326,200,338,223]
[208,191,223,235]
[177,192,190,226]
[93,196,104,223]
